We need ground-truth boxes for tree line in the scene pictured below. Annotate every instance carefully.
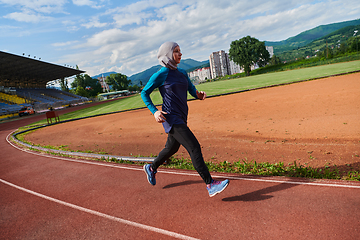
[60,69,141,98]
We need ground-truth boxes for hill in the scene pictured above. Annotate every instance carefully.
[186,60,210,73]
[128,65,162,86]
[275,24,360,62]
[266,18,360,55]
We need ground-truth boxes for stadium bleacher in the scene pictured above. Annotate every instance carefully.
[0,51,87,120]
[0,87,88,119]
[0,102,31,116]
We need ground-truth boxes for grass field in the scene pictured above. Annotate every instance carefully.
[198,60,360,95]
[27,60,360,126]
[17,60,360,181]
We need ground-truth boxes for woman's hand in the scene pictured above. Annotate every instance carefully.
[154,110,167,123]
[196,90,207,100]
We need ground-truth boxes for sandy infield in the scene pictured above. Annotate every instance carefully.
[25,73,360,171]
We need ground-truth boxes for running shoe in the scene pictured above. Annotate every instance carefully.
[207,179,229,197]
[144,164,157,186]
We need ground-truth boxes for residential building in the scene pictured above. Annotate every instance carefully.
[209,50,231,79]
[228,59,243,75]
[266,46,274,58]
[188,67,211,84]
[209,46,273,79]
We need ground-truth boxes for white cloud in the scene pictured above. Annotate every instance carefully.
[85,28,136,47]
[61,20,81,32]
[82,16,108,28]
[72,0,103,9]
[52,40,79,47]
[60,0,360,76]
[0,0,67,14]
[0,0,66,23]
[2,0,359,77]
[4,10,52,23]
[113,12,152,27]
[0,25,20,30]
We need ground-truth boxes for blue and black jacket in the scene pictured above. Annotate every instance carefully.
[141,67,198,133]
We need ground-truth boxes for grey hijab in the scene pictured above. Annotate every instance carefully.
[157,41,179,70]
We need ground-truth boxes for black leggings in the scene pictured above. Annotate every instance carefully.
[151,124,212,184]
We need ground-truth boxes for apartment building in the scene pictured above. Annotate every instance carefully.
[209,46,273,79]
[266,46,274,58]
[209,50,230,79]
[228,59,242,75]
[209,50,244,78]
[188,67,211,84]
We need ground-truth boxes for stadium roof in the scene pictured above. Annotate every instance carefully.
[0,51,85,88]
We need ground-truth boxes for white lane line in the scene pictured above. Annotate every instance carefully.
[6,131,360,190]
[159,170,360,189]
[0,178,200,240]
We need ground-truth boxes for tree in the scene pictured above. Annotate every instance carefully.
[71,65,85,89]
[84,75,103,97]
[348,36,360,52]
[229,36,270,76]
[269,55,282,66]
[106,73,131,91]
[128,84,141,92]
[337,43,347,54]
[71,73,102,97]
[75,86,88,97]
[59,77,69,92]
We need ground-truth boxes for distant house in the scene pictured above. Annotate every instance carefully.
[188,67,211,83]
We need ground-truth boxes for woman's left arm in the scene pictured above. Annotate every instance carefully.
[187,76,207,100]
[179,68,206,100]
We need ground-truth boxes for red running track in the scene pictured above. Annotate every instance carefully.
[1,110,360,240]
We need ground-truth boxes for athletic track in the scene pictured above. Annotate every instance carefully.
[1,86,360,239]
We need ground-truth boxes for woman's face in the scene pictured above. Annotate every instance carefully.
[173,46,182,64]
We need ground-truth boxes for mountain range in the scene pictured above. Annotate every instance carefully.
[265,18,360,54]
[93,18,360,86]
[128,59,209,86]
[92,59,209,86]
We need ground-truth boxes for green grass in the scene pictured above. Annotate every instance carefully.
[198,60,360,95]
[17,60,360,181]
[26,60,359,128]
[14,128,360,181]
[92,156,360,181]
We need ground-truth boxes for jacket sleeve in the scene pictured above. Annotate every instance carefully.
[141,67,168,114]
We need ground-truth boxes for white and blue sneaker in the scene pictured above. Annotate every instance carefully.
[144,164,157,186]
[207,179,229,197]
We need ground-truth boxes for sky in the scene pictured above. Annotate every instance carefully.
[1,0,359,78]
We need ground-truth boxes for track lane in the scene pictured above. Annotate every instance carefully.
[1,107,360,240]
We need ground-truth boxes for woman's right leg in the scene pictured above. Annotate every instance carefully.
[170,124,213,184]
[151,133,180,171]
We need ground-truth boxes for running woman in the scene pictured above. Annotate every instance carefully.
[141,41,229,197]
